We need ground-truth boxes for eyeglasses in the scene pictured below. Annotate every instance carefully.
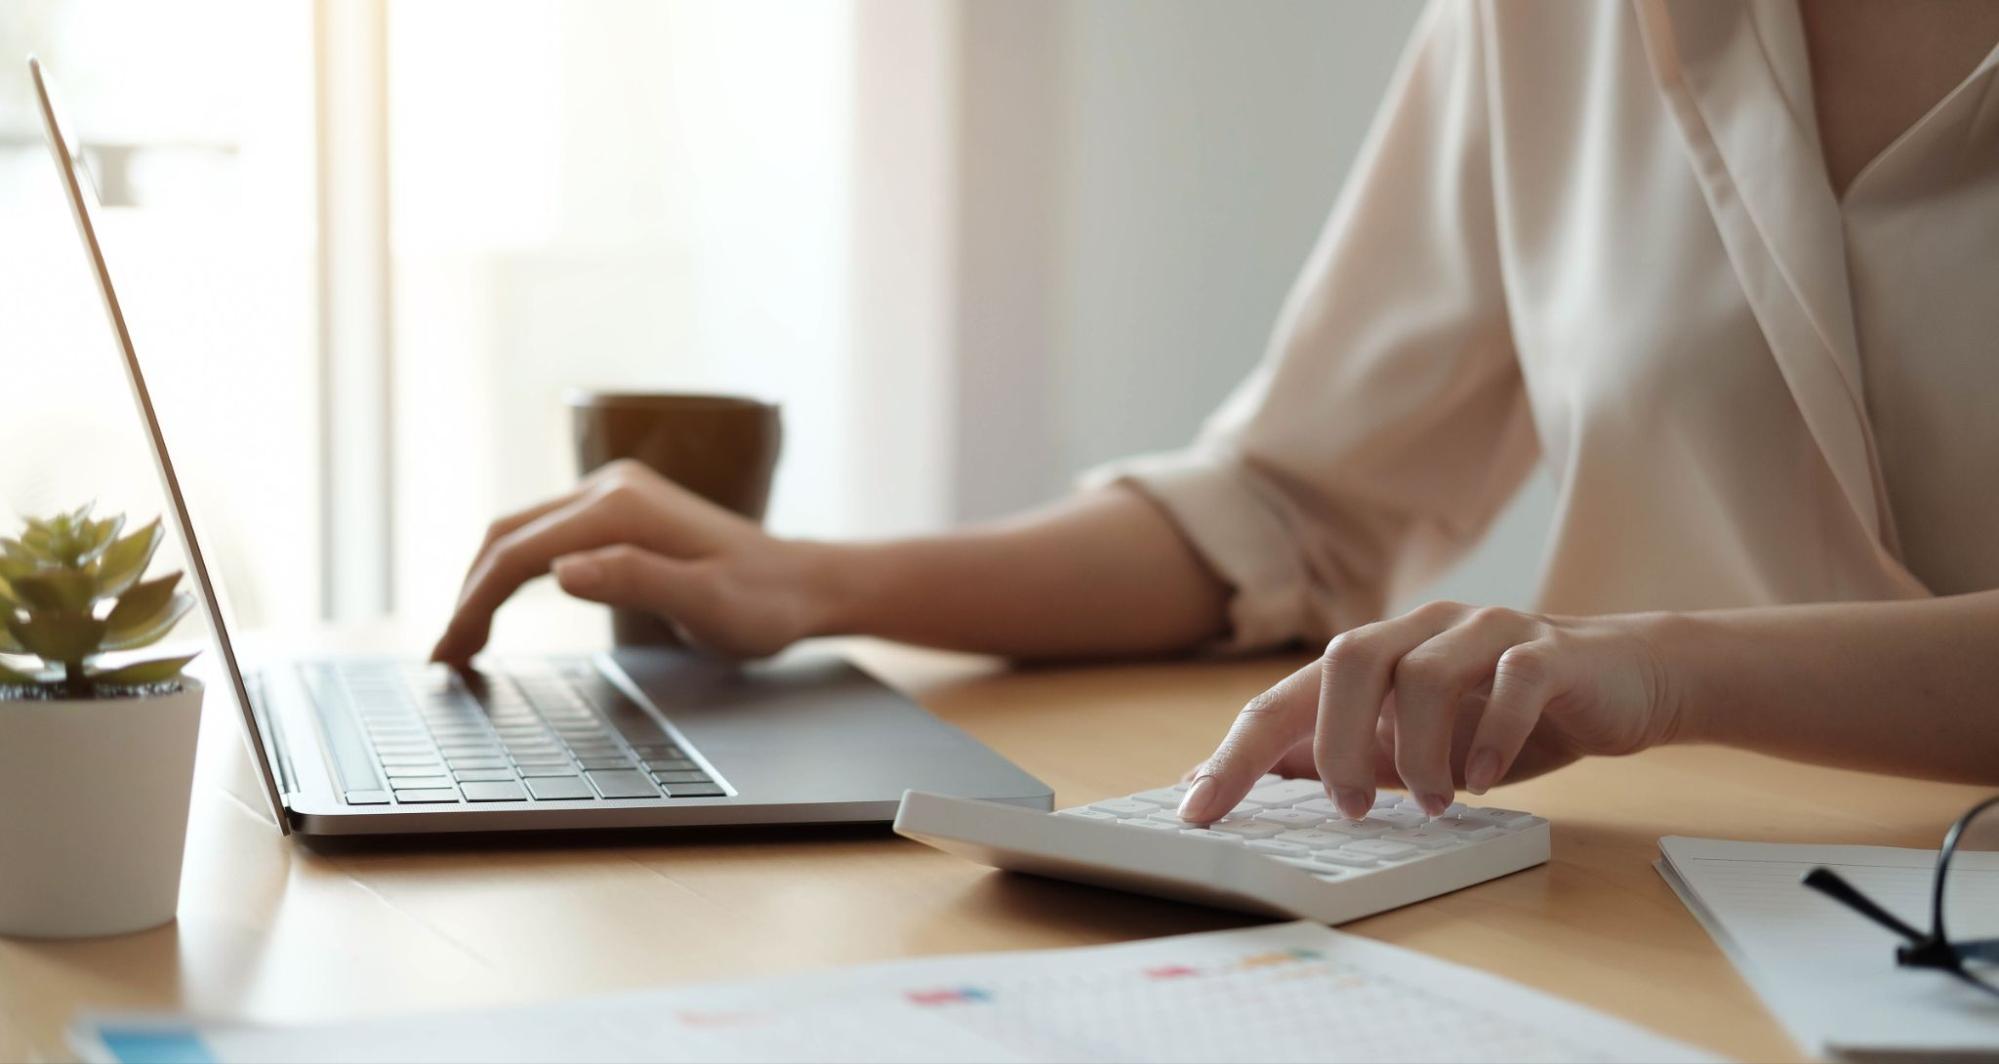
[1804,794,1999,998]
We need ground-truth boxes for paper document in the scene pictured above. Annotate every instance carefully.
[1658,835,1999,1059]
[73,920,1712,1063]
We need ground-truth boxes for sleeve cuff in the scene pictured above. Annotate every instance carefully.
[1080,450,1316,653]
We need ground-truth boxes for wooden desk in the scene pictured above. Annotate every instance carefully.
[0,630,1987,1062]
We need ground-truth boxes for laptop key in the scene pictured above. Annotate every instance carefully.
[578,756,634,771]
[644,758,698,773]
[586,770,658,799]
[460,781,529,802]
[393,788,460,804]
[664,783,725,798]
[652,770,711,785]
[526,777,594,801]
[453,768,518,783]
[344,789,392,805]
[384,764,447,779]
[390,775,454,790]
[518,765,581,778]
[448,757,509,770]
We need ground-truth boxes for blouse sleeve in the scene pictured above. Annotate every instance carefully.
[1083,0,1537,651]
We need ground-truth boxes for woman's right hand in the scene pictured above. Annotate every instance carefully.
[429,459,834,666]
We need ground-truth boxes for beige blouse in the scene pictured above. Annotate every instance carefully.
[1091,0,1999,650]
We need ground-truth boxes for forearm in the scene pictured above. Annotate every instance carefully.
[1667,591,1999,784]
[802,486,1230,660]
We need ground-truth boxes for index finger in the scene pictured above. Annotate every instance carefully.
[430,491,642,664]
[1177,660,1321,822]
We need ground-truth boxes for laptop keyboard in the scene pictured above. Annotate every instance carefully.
[302,660,727,807]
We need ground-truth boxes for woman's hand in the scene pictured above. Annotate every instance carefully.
[430,460,834,665]
[1176,601,1687,823]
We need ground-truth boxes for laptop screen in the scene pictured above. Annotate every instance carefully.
[30,56,291,834]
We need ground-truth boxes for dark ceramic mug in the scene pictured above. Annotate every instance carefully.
[567,391,782,646]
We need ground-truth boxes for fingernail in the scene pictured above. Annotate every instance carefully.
[1419,791,1452,817]
[1177,777,1219,822]
[1466,749,1499,795]
[1333,786,1371,821]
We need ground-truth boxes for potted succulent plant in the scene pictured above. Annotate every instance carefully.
[0,505,203,938]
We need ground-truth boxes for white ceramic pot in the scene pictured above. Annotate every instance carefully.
[0,679,203,938]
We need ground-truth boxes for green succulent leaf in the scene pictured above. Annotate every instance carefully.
[10,568,99,612]
[101,592,193,651]
[0,543,37,583]
[88,653,197,686]
[78,514,126,564]
[8,612,107,663]
[91,519,162,597]
[107,572,183,635]
[12,529,55,563]
[0,657,46,684]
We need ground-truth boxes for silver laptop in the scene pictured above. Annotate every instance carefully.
[29,56,1052,837]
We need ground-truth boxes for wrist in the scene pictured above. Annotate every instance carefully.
[786,538,884,639]
[1636,609,1721,748]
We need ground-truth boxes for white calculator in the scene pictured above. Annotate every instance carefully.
[894,776,1549,924]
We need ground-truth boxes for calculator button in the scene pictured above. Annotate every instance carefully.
[1179,829,1246,844]
[1253,808,1324,827]
[1127,788,1184,807]
[1383,829,1462,850]
[1343,839,1420,859]
[1209,821,1287,840]
[1301,849,1380,868]
[1089,798,1156,817]
[1246,840,1309,856]
[1059,808,1117,820]
[1431,820,1502,841]
[1276,829,1352,848]
[1116,818,1182,831]
[1247,779,1323,805]
[1467,808,1537,828]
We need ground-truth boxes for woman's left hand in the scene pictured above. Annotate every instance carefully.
[1176,601,1687,823]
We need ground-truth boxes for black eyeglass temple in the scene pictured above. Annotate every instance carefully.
[1955,938,1999,964]
[1803,867,1930,944]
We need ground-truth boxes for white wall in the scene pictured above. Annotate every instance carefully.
[936,0,1555,613]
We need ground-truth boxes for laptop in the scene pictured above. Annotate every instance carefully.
[28,56,1052,836]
